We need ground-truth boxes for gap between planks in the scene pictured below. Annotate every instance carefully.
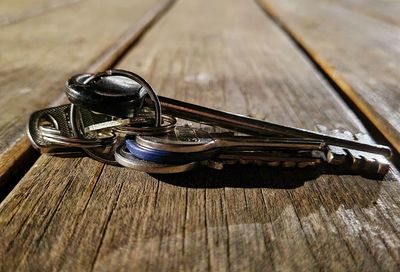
[0,0,176,202]
[256,0,400,168]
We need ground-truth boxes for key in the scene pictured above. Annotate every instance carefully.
[65,69,392,158]
[125,125,325,164]
[65,73,145,118]
[28,104,115,154]
[114,144,322,174]
[65,70,162,126]
[28,104,79,153]
[122,126,389,175]
[135,126,325,152]
[122,125,325,166]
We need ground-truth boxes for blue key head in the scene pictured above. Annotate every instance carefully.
[115,144,199,174]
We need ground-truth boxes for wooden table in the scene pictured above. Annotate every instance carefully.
[0,0,399,271]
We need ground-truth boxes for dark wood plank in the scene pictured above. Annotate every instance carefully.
[0,0,173,187]
[1,0,400,271]
[259,0,400,154]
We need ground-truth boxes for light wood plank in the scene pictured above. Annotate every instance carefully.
[259,0,400,154]
[0,0,171,187]
[1,0,400,271]
[0,0,82,26]
[336,0,400,27]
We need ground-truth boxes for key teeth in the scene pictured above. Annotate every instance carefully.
[317,128,390,176]
[327,145,390,176]
[205,159,322,170]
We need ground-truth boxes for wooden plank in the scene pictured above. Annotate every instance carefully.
[1,0,400,270]
[259,0,400,154]
[335,0,400,27]
[0,0,173,187]
[0,0,82,26]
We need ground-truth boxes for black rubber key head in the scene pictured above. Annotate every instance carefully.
[65,73,147,117]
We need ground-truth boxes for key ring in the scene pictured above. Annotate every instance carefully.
[82,69,162,127]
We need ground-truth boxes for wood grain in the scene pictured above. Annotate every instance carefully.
[0,0,82,26]
[335,0,400,27]
[1,0,400,271]
[0,0,173,187]
[259,0,400,154]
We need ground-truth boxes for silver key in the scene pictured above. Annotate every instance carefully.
[148,96,391,158]
[135,125,325,153]
[114,144,321,174]
[28,104,115,153]
[128,125,325,166]
[27,104,78,153]
[123,126,389,175]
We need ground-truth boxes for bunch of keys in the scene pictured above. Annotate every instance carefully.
[27,69,392,175]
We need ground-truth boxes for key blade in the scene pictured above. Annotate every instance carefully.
[84,119,132,132]
[136,126,326,153]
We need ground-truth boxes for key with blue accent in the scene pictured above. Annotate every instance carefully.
[125,126,325,163]
[119,126,390,175]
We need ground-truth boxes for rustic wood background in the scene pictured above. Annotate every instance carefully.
[0,0,399,271]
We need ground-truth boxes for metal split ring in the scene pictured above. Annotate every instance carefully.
[114,115,177,136]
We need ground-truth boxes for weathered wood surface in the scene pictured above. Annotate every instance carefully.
[335,0,400,27]
[260,0,400,154]
[0,0,172,187]
[0,0,82,26]
[1,0,400,271]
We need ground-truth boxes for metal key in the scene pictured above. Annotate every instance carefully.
[28,104,117,157]
[125,125,325,163]
[115,144,323,174]
[121,126,389,175]
[65,70,392,158]
[27,104,84,153]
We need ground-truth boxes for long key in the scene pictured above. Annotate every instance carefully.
[115,144,323,174]
[65,70,392,158]
[124,126,389,175]
[146,96,391,157]
[124,126,325,164]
